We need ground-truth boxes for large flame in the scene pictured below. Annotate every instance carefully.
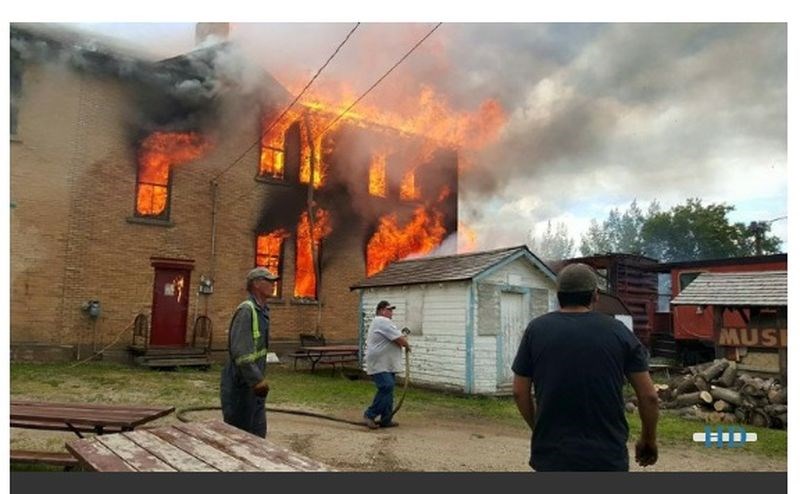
[366,207,446,276]
[259,109,333,188]
[399,169,420,201]
[368,152,387,197]
[136,131,211,216]
[295,208,333,298]
[457,221,477,253]
[256,229,290,297]
[259,110,300,179]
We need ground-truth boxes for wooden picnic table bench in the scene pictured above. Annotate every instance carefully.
[290,345,359,374]
[65,419,332,472]
[10,400,174,469]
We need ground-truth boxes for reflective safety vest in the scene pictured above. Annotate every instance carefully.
[234,300,268,366]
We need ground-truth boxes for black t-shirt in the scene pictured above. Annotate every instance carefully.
[511,311,649,471]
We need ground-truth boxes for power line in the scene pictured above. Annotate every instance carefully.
[220,22,443,210]
[318,22,442,135]
[211,22,361,183]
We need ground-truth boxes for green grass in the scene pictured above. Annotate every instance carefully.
[11,361,786,460]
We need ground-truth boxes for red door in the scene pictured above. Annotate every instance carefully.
[150,267,191,346]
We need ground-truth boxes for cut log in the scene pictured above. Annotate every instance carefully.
[693,375,710,392]
[715,362,738,388]
[699,359,729,382]
[688,360,716,376]
[739,376,766,397]
[720,413,738,424]
[768,388,787,405]
[672,376,699,398]
[709,386,744,406]
[748,409,770,428]
[713,400,733,413]
[734,408,747,423]
[675,391,714,407]
[772,413,787,429]
[763,404,787,416]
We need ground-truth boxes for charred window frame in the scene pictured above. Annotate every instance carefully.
[134,168,173,221]
[255,232,286,299]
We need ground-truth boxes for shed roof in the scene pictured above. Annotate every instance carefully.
[351,245,555,289]
[671,271,787,307]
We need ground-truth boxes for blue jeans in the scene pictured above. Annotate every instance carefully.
[364,372,395,425]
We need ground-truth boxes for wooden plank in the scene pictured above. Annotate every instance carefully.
[10,450,79,467]
[96,434,176,472]
[201,421,330,472]
[148,425,255,471]
[66,438,137,472]
[10,402,174,429]
[123,430,217,472]
[172,422,298,472]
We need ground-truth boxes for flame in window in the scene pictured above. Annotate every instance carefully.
[366,207,446,276]
[368,152,387,197]
[295,209,332,299]
[256,230,289,297]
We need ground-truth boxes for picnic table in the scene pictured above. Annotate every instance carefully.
[65,420,331,472]
[292,345,359,374]
[10,400,175,469]
[11,400,175,437]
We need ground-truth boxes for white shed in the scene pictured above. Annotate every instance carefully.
[351,245,557,395]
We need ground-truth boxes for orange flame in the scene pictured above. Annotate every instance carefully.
[136,131,211,216]
[457,221,478,254]
[368,152,387,197]
[366,207,446,276]
[295,209,333,298]
[399,169,420,201]
[259,110,299,179]
[256,229,290,297]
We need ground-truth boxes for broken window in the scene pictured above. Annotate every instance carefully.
[135,131,209,220]
[255,230,288,298]
[368,152,387,197]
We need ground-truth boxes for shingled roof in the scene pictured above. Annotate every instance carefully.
[671,271,787,307]
[351,245,555,289]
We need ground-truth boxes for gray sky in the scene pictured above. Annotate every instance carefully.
[22,19,791,253]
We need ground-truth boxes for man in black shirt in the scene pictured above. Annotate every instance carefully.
[512,263,659,471]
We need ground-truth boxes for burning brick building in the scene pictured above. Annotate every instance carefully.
[10,23,459,363]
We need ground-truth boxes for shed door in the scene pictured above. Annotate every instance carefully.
[150,267,191,346]
[499,292,525,385]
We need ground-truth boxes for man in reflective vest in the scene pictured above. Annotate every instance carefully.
[220,267,277,437]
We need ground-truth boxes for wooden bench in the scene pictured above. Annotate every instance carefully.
[10,449,79,470]
[289,333,326,370]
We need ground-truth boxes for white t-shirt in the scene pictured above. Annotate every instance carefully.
[365,315,404,375]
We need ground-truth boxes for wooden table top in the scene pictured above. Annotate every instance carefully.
[300,345,359,353]
[66,420,332,472]
[11,400,175,433]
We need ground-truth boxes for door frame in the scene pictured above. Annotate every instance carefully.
[497,288,529,387]
[149,257,194,347]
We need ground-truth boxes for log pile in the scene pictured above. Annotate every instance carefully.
[651,359,787,429]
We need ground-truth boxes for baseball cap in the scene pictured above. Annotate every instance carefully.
[376,300,396,311]
[556,263,598,293]
[246,267,279,282]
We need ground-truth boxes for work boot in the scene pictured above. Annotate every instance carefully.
[363,416,379,430]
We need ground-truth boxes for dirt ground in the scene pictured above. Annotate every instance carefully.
[12,405,785,472]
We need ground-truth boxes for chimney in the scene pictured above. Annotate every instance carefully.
[195,23,230,45]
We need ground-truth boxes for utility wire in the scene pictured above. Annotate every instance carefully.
[211,22,361,183]
[220,22,443,209]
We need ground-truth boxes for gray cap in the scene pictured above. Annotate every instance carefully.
[246,267,278,283]
[556,263,598,293]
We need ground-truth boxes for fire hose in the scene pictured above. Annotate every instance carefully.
[176,349,411,428]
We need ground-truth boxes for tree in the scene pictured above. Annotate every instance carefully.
[640,199,781,262]
[579,200,655,256]
[529,220,575,261]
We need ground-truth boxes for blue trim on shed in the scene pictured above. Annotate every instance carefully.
[466,283,476,393]
[358,290,365,367]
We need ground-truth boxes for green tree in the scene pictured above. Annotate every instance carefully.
[579,200,655,256]
[529,220,576,261]
[640,199,782,262]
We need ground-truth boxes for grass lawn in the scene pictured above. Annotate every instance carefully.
[10,361,786,460]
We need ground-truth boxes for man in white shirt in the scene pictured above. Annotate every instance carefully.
[363,300,411,429]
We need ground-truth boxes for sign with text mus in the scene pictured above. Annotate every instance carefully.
[693,426,757,448]
[716,327,787,348]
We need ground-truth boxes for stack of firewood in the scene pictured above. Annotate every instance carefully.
[646,359,787,429]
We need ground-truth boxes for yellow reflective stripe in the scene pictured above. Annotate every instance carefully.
[235,348,268,365]
[235,300,267,366]
[237,301,261,342]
